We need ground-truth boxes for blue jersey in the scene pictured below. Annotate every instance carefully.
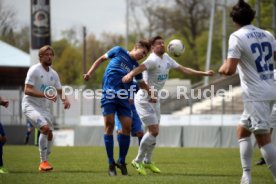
[102,46,142,97]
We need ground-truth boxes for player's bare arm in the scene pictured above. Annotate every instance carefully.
[122,64,147,83]
[24,84,57,102]
[218,58,239,76]
[176,65,214,76]
[138,80,157,103]
[83,55,108,81]
[57,89,71,109]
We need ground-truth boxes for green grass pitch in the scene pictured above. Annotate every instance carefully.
[0,146,274,184]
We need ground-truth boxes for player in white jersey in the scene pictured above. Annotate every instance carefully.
[22,45,71,172]
[122,35,214,175]
[219,1,276,183]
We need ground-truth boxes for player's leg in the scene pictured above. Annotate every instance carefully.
[38,124,53,171]
[0,123,8,174]
[102,101,116,176]
[131,105,144,145]
[253,101,276,181]
[24,121,33,144]
[237,124,252,184]
[116,100,132,176]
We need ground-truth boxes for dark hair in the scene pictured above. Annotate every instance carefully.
[150,36,163,46]
[136,40,151,52]
[230,0,255,26]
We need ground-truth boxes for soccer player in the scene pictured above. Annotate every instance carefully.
[22,45,71,172]
[0,96,9,174]
[83,40,151,176]
[219,0,276,183]
[122,35,214,175]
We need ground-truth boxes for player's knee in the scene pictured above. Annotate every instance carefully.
[48,131,53,141]
[105,125,114,135]
[136,131,144,138]
[40,125,50,135]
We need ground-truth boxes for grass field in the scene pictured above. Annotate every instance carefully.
[0,146,274,184]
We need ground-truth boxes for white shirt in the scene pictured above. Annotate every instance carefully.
[22,63,62,109]
[136,52,179,102]
[227,25,276,101]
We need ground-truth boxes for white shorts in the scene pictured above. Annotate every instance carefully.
[22,103,54,131]
[270,103,276,128]
[134,100,160,126]
[240,101,275,134]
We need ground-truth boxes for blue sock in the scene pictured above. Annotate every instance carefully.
[0,143,3,166]
[104,134,114,164]
[117,134,130,164]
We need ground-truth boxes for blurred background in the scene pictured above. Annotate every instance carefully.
[0,0,276,147]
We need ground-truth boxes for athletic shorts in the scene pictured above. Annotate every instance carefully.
[115,104,144,136]
[134,99,160,126]
[270,103,276,128]
[239,100,275,134]
[101,95,132,118]
[22,104,54,131]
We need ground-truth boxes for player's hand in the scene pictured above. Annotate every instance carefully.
[122,74,133,83]
[206,70,214,76]
[0,99,9,108]
[63,99,71,109]
[149,98,157,103]
[83,74,91,81]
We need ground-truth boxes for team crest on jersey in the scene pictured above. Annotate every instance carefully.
[40,75,43,78]
[50,76,54,81]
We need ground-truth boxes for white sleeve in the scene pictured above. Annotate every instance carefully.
[143,58,156,70]
[166,54,180,69]
[25,67,36,86]
[227,34,241,59]
[53,71,62,90]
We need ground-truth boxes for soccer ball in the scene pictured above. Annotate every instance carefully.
[167,39,185,57]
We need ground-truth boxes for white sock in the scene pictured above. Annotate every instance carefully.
[143,135,156,164]
[135,132,155,163]
[238,137,253,181]
[47,140,52,160]
[39,134,48,162]
[260,143,276,180]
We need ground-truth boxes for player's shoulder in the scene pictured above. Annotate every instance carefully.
[28,63,42,73]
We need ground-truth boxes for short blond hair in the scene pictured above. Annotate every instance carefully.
[39,45,54,58]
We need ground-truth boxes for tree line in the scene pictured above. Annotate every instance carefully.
[0,0,275,87]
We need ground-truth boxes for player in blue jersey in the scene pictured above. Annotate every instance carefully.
[0,96,9,174]
[84,40,151,176]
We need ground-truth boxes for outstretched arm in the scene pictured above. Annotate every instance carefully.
[218,58,239,76]
[175,65,214,76]
[57,89,71,109]
[83,55,108,81]
[122,64,147,83]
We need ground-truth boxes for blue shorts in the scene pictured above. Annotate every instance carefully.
[0,123,6,136]
[115,104,143,136]
[101,95,132,118]
[27,119,34,129]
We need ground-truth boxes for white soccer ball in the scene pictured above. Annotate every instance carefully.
[167,39,185,57]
